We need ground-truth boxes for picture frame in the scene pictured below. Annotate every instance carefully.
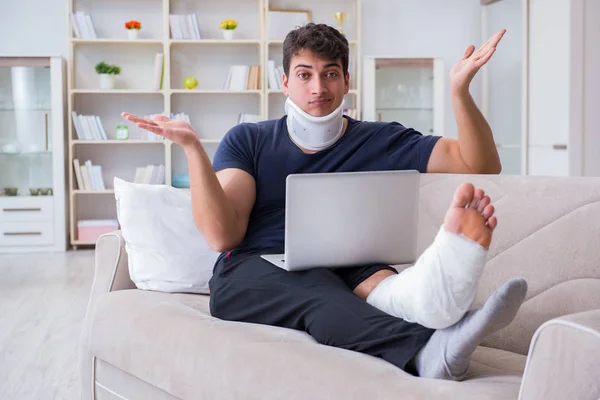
[267,8,312,40]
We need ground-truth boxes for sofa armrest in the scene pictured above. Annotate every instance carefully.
[519,309,600,400]
[80,230,136,400]
[92,230,135,295]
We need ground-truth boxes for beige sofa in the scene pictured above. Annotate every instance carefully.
[79,174,600,399]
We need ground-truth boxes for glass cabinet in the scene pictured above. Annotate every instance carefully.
[0,60,54,195]
[363,57,445,136]
[0,57,66,253]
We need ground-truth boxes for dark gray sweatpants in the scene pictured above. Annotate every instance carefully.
[208,248,435,372]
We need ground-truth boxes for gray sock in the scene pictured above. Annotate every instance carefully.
[413,278,528,380]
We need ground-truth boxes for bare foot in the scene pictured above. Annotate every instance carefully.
[443,183,496,249]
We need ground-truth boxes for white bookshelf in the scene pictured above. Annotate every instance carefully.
[67,0,361,247]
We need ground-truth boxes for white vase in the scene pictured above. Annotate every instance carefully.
[99,74,115,90]
[127,29,139,40]
[222,30,234,40]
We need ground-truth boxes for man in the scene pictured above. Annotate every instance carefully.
[123,23,527,380]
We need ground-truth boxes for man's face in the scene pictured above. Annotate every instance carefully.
[283,49,350,117]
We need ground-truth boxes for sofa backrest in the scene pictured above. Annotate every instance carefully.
[415,174,600,355]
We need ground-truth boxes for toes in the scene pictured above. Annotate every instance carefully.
[477,195,491,214]
[469,188,485,209]
[487,216,498,231]
[451,183,475,208]
[482,204,495,220]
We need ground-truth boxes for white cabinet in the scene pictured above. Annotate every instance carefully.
[0,57,66,253]
[363,57,444,136]
[482,0,592,177]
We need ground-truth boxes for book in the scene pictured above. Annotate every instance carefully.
[73,159,84,190]
[70,13,82,38]
[74,12,97,39]
[191,14,201,39]
[169,14,201,40]
[72,112,107,140]
[80,165,92,191]
[134,164,166,184]
[95,116,107,140]
[268,61,284,90]
[169,15,181,39]
[229,65,247,90]
[84,13,98,39]
[92,165,105,190]
[75,12,88,39]
[72,111,84,139]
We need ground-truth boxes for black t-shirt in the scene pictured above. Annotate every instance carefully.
[212,116,441,262]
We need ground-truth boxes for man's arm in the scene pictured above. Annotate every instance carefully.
[123,112,255,252]
[426,29,506,174]
[185,141,255,252]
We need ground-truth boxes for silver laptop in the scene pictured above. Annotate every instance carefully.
[261,170,420,271]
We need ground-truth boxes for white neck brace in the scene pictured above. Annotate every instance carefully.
[285,97,345,151]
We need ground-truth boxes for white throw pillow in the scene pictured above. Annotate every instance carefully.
[114,177,219,294]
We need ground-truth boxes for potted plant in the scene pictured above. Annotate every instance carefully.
[95,62,121,90]
[125,20,142,40]
[220,19,238,40]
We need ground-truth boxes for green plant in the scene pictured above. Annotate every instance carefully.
[95,62,121,75]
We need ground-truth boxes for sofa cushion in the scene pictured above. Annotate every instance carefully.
[89,290,526,399]
[114,178,219,294]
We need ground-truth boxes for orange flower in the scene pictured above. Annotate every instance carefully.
[125,20,142,30]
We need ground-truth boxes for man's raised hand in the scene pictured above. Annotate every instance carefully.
[449,29,506,95]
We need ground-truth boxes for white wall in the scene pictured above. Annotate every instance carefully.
[0,0,481,139]
[362,0,483,139]
[0,0,67,57]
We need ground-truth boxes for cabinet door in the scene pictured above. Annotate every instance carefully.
[528,0,571,147]
[528,146,569,176]
[0,59,54,195]
[364,57,440,135]
[483,0,524,148]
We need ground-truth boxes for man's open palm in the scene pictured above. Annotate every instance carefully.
[121,112,199,148]
[450,29,506,93]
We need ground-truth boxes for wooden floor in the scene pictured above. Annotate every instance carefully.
[0,249,95,400]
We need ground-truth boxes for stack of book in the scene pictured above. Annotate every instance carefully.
[77,219,119,242]
[169,14,201,39]
[267,60,285,90]
[73,159,105,191]
[72,112,108,140]
[224,65,261,91]
[134,164,166,185]
[70,12,98,39]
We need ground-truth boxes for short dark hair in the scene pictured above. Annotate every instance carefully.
[282,23,349,78]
